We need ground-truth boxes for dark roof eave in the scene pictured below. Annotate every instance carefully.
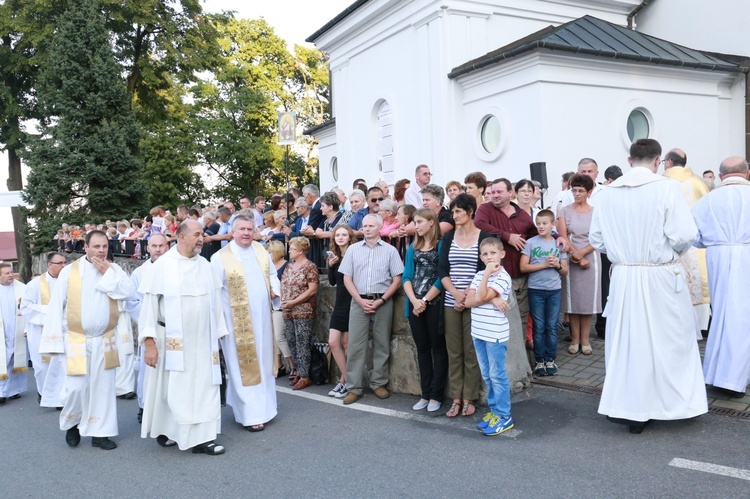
[448,42,741,79]
[303,118,336,136]
[306,0,371,43]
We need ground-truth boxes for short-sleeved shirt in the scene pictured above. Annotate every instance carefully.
[470,268,512,343]
[521,235,567,291]
[444,241,478,307]
[339,238,404,295]
[280,259,318,320]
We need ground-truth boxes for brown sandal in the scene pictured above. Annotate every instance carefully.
[461,400,476,417]
[446,401,461,418]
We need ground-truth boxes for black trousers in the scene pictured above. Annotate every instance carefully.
[595,252,611,338]
[408,299,448,402]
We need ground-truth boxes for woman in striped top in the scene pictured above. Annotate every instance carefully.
[438,194,493,418]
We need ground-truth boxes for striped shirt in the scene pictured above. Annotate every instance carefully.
[444,241,479,307]
[339,238,404,295]
[470,269,512,343]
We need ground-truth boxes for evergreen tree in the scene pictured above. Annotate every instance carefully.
[24,0,146,246]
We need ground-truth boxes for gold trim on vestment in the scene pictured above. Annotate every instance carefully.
[40,273,50,305]
[66,259,120,375]
[166,337,183,351]
[219,244,272,386]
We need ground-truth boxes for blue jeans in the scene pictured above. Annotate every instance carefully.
[472,338,510,419]
[528,288,562,362]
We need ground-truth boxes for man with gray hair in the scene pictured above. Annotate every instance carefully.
[339,214,404,404]
[211,214,281,431]
[692,156,750,398]
[559,158,601,210]
[301,184,322,234]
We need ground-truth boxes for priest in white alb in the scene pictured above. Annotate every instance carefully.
[0,262,27,406]
[211,214,279,432]
[589,138,707,434]
[125,233,169,423]
[139,220,228,455]
[21,252,66,403]
[692,156,750,398]
[40,231,135,450]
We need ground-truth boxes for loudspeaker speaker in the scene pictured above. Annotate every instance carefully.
[529,162,548,189]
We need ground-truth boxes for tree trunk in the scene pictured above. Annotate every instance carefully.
[6,148,32,283]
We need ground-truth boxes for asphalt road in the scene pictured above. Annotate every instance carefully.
[2,375,748,498]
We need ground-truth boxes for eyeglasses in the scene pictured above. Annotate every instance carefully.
[369,198,384,202]
[49,261,66,266]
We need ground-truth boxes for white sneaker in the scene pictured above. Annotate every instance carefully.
[412,398,429,411]
[328,382,344,397]
[334,384,349,399]
[427,400,441,412]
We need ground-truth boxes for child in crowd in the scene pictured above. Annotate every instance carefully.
[465,237,514,436]
[520,209,568,377]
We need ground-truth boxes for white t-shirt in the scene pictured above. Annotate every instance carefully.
[470,268,512,343]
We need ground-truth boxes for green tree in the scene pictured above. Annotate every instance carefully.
[0,0,58,280]
[192,18,323,201]
[24,0,146,247]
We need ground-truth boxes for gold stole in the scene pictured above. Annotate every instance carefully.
[219,243,271,386]
[39,273,52,363]
[66,259,120,376]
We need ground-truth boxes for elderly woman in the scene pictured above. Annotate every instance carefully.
[281,237,319,390]
[557,174,601,355]
[266,240,294,377]
[315,192,345,240]
[439,194,492,418]
[349,189,366,214]
[379,199,400,237]
[421,183,455,235]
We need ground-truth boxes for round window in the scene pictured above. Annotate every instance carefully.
[481,116,501,153]
[627,109,649,142]
[331,157,338,182]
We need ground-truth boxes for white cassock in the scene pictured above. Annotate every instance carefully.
[21,273,57,397]
[125,259,152,409]
[211,241,280,427]
[114,300,136,396]
[1,280,27,398]
[139,246,228,450]
[590,166,707,422]
[40,258,135,437]
[692,176,750,393]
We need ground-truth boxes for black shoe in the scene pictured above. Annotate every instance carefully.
[66,426,81,447]
[718,388,747,399]
[156,434,177,447]
[0,397,6,406]
[629,425,644,434]
[38,392,42,404]
[9,394,20,400]
[137,408,143,424]
[117,392,136,400]
[91,437,117,450]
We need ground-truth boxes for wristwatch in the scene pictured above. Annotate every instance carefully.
[421,297,430,305]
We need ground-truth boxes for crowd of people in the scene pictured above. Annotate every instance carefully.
[2,138,749,452]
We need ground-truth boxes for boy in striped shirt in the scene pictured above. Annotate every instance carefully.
[465,237,514,436]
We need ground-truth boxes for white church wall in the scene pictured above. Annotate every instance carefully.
[454,54,744,204]
[636,0,750,58]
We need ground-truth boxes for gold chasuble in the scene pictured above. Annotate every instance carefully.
[66,258,120,375]
[219,243,271,386]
